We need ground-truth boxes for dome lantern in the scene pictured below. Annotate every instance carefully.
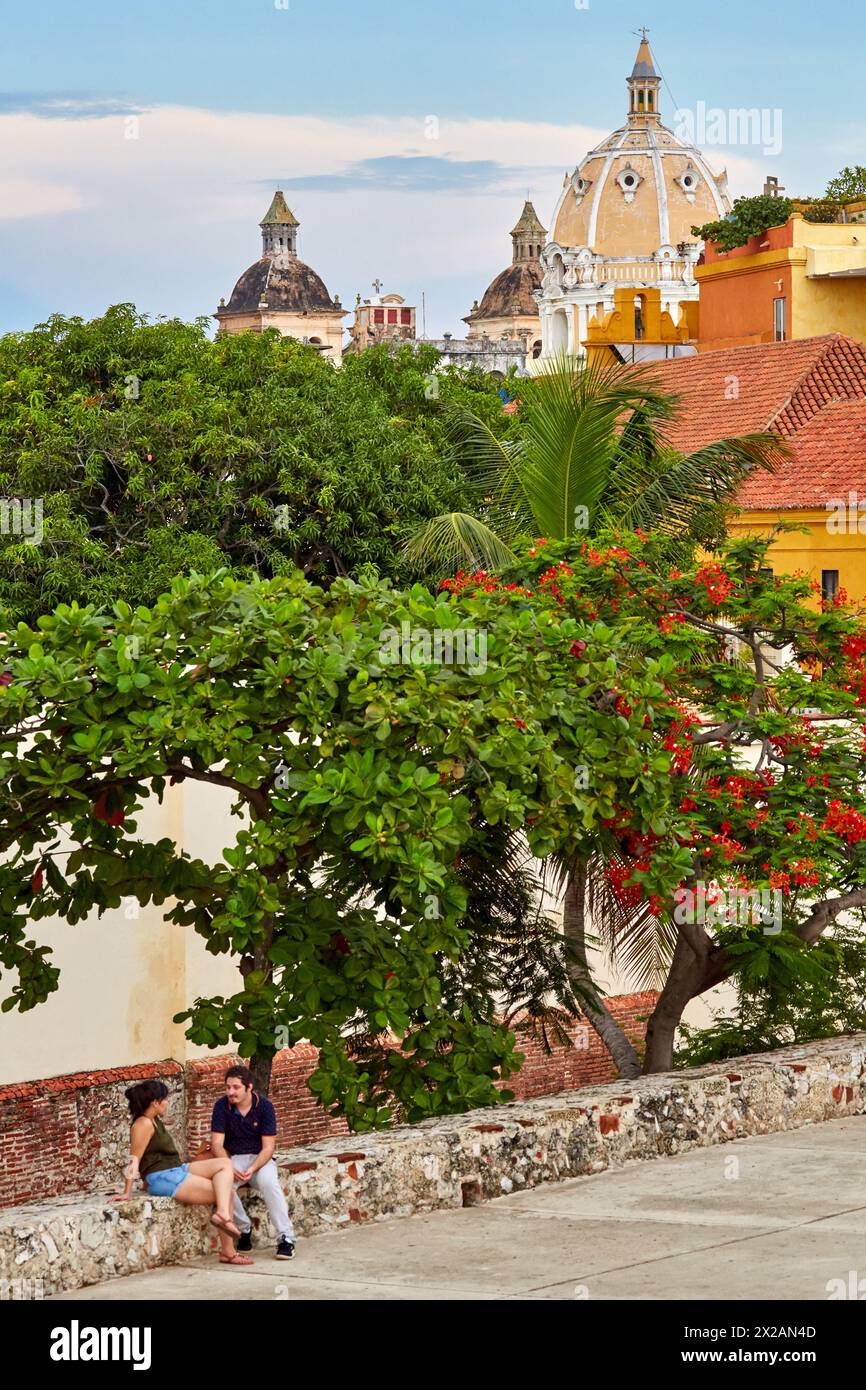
[259,190,299,260]
[627,28,661,126]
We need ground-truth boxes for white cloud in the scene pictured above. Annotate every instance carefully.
[0,104,768,336]
[0,178,87,220]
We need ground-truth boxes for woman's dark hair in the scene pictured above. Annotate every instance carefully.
[124,1079,168,1120]
[225,1064,254,1090]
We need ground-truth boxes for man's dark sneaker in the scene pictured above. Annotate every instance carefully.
[276,1237,295,1260]
[237,1231,252,1252]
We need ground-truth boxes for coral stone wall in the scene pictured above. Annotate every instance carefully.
[0,995,655,1209]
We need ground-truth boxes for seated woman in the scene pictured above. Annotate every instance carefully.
[112,1078,254,1266]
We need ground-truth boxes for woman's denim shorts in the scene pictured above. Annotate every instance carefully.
[145,1163,190,1197]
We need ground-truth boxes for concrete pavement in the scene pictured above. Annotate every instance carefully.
[52,1115,866,1301]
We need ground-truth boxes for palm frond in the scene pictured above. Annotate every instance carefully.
[441,404,535,536]
[402,511,520,579]
[516,357,680,539]
[605,433,790,537]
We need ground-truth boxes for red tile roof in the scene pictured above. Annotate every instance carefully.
[737,398,866,509]
[641,334,866,508]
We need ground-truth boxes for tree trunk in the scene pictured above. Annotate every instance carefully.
[642,926,706,1074]
[248,1051,274,1097]
[239,942,275,1097]
[563,863,642,1079]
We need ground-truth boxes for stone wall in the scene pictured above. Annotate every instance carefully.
[0,996,655,1209]
[3,1034,864,1296]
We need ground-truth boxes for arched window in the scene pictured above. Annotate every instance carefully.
[634,295,645,341]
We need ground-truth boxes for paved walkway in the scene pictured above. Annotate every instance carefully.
[54,1116,866,1300]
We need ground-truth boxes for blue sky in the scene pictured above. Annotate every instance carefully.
[0,0,862,336]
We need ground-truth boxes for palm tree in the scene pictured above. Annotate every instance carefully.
[405,355,789,1077]
[405,355,789,578]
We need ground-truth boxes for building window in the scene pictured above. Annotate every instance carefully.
[634,294,645,340]
[373,308,384,325]
[773,297,786,341]
[647,91,654,110]
[822,570,839,603]
[400,308,411,325]
[387,308,398,324]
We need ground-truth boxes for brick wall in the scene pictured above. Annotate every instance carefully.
[505,994,657,1099]
[185,1047,349,1156]
[0,1061,184,1209]
[0,994,656,1209]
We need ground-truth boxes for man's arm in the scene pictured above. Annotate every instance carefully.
[247,1136,276,1175]
[245,1099,278,1176]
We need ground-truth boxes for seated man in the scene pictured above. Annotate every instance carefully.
[210,1064,296,1259]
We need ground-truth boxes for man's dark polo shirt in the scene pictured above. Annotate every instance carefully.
[211,1093,277,1156]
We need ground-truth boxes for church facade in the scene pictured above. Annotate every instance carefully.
[535,34,730,365]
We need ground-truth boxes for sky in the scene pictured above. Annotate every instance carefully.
[0,0,863,338]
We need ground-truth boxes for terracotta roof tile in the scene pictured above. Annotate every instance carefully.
[641,334,866,509]
[736,398,866,509]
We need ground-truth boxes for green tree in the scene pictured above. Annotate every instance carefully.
[404,358,787,578]
[0,563,682,1121]
[692,193,794,253]
[7,532,866,1112]
[0,305,508,624]
[825,165,866,201]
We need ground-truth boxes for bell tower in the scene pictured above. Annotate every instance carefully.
[259,190,299,260]
[627,28,661,126]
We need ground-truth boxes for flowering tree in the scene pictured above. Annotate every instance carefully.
[444,528,866,1075]
[0,565,684,1125]
[4,532,866,1120]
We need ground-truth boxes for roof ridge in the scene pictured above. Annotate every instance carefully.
[772,335,866,434]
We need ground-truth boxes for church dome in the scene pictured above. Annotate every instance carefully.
[226,255,338,314]
[220,191,339,315]
[550,35,729,257]
[474,261,542,319]
[464,201,546,328]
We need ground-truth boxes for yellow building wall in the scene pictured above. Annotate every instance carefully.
[727,507,866,602]
[791,267,866,342]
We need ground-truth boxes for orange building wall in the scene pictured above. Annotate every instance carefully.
[698,261,792,350]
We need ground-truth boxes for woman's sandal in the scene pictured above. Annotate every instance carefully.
[219,1253,254,1265]
[211,1212,242,1239]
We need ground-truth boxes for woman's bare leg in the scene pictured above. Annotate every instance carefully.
[173,1174,236,1257]
[186,1157,235,1222]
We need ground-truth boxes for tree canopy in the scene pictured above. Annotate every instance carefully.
[5,530,866,1117]
[692,193,794,252]
[0,305,508,624]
